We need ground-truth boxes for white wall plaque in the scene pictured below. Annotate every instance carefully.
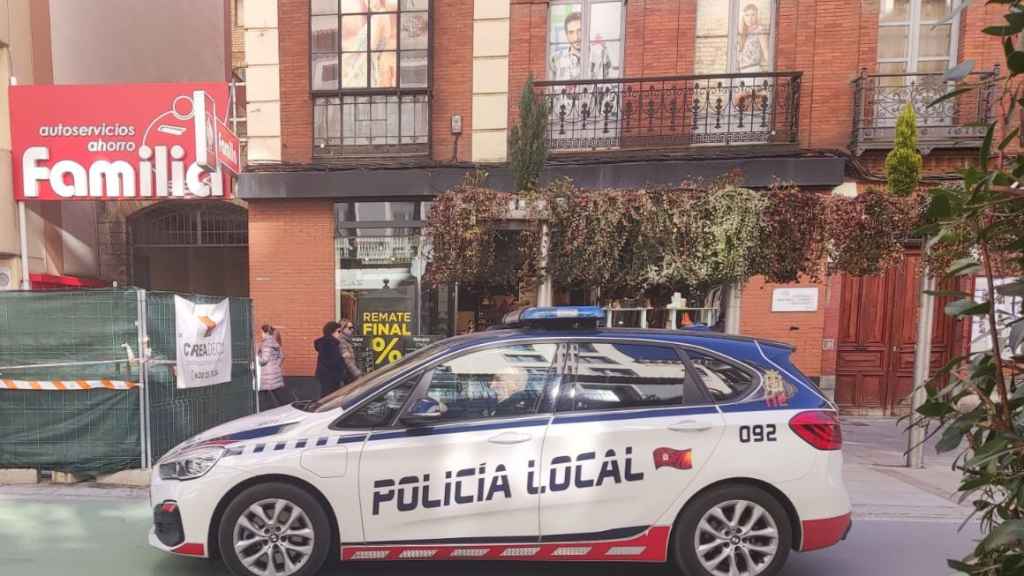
[771,287,819,312]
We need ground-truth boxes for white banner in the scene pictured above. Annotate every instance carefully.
[970,277,1023,357]
[175,295,232,389]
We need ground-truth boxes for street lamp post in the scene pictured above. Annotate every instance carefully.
[18,201,30,290]
[907,239,937,469]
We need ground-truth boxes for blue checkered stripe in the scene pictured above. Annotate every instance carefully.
[222,434,368,458]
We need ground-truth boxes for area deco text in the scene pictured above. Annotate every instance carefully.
[20,144,225,200]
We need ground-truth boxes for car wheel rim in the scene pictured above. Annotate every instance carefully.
[693,499,779,576]
[234,498,315,576]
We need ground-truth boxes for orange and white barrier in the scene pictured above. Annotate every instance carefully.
[1,379,139,391]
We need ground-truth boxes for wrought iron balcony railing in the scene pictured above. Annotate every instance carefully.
[337,234,421,266]
[533,72,802,153]
[851,67,998,155]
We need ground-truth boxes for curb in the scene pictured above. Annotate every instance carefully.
[0,468,150,488]
[0,469,39,484]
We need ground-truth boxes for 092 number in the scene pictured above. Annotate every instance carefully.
[739,424,777,443]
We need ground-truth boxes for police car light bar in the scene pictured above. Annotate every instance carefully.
[501,306,605,328]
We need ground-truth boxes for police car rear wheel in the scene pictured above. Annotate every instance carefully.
[219,482,331,576]
[673,485,791,576]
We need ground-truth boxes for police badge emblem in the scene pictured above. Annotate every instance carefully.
[763,369,789,407]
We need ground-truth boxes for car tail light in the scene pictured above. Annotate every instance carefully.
[789,410,842,450]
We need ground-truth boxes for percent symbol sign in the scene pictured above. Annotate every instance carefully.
[371,336,403,364]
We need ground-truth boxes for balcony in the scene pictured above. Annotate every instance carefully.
[337,234,421,266]
[851,68,998,155]
[313,92,431,160]
[533,72,802,154]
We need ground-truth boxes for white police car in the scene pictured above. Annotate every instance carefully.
[150,306,850,576]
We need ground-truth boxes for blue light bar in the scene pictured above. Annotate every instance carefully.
[502,306,605,326]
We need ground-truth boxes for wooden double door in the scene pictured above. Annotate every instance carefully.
[836,251,963,415]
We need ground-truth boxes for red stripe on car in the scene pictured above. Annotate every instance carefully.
[341,526,671,562]
[801,513,852,551]
[172,543,205,557]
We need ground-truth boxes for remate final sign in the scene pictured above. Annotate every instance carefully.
[10,83,241,201]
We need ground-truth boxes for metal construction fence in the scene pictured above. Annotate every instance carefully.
[0,288,256,475]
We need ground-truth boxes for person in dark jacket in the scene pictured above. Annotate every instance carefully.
[314,321,346,398]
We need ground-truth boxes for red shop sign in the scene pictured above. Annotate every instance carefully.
[10,83,237,201]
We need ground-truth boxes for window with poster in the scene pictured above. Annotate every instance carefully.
[311,0,430,157]
[545,1,624,149]
[694,0,775,75]
[335,201,451,373]
[693,0,777,144]
[547,1,623,82]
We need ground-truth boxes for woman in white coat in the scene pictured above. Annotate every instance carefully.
[258,324,294,410]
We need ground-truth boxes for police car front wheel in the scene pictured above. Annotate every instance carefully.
[218,482,332,576]
[672,484,792,576]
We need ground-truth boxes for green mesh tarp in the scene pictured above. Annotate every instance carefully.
[0,289,141,474]
[0,390,141,474]
[0,288,256,473]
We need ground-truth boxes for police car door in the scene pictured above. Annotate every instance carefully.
[538,340,726,540]
[357,341,562,544]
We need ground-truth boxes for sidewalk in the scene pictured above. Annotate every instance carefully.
[841,416,972,522]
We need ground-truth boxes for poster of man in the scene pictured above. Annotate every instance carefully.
[548,3,620,81]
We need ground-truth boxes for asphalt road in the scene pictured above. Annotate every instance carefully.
[0,492,978,576]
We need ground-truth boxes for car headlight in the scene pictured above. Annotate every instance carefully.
[158,446,225,481]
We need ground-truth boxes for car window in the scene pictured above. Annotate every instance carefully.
[310,341,450,413]
[418,343,560,423]
[336,378,418,428]
[559,342,687,412]
[687,350,758,403]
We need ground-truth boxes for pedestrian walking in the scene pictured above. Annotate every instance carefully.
[257,324,294,410]
[337,318,363,384]
[314,321,346,398]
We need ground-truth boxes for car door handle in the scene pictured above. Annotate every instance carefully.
[488,431,532,445]
[668,420,713,432]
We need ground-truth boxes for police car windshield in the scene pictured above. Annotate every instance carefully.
[308,341,450,413]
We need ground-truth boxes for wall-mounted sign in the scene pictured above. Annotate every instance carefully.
[970,277,1023,356]
[193,90,218,172]
[355,287,416,368]
[10,83,239,201]
[771,287,819,312]
[217,119,241,174]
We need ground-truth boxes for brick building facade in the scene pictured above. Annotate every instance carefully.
[239,0,1002,413]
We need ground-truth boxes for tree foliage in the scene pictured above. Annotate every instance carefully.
[908,4,1024,573]
[750,183,829,283]
[885,104,924,197]
[424,174,539,290]
[652,185,766,291]
[424,178,920,301]
[825,187,919,277]
[508,74,549,192]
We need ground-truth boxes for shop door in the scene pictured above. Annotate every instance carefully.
[835,251,960,415]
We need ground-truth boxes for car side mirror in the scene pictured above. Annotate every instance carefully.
[400,397,444,427]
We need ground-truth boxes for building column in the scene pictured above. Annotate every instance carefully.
[471,0,510,163]
[244,0,281,163]
[725,282,742,335]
